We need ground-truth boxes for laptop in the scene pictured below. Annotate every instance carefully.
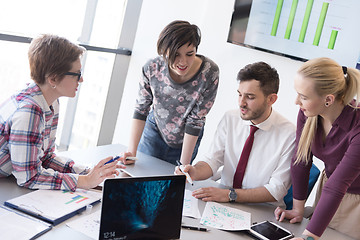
[99,175,186,240]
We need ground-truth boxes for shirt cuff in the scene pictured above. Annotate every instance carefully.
[185,125,202,136]
[202,158,220,177]
[133,111,147,121]
[72,164,90,174]
[61,173,78,191]
[264,182,288,202]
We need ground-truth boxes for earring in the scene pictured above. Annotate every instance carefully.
[52,85,56,89]
[325,102,329,107]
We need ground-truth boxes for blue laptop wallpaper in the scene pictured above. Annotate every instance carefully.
[99,175,186,240]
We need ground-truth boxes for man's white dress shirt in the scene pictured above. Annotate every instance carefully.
[203,109,295,205]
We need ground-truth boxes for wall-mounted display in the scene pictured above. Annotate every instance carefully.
[228,0,360,69]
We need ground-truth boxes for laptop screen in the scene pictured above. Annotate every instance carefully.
[99,175,186,240]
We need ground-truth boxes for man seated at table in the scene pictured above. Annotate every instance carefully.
[175,62,295,206]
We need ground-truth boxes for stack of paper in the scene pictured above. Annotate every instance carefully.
[0,206,52,240]
[182,189,251,231]
[182,189,201,219]
[4,188,102,225]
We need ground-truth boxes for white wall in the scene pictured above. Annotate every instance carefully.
[113,0,325,206]
[113,0,302,158]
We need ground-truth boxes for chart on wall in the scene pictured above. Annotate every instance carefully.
[228,0,360,69]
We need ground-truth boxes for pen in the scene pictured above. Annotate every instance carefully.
[176,160,194,185]
[106,156,138,165]
[181,225,208,232]
[105,156,120,165]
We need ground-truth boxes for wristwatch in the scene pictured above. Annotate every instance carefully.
[228,188,237,203]
[301,235,315,240]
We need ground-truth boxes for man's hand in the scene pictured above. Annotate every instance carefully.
[192,187,230,202]
[174,164,194,178]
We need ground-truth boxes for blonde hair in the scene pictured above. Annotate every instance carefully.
[295,57,360,164]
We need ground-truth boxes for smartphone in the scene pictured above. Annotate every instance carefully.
[248,221,293,240]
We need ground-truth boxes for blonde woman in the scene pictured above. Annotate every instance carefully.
[274,57,360,240]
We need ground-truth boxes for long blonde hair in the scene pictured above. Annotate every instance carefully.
[295,57,360,164]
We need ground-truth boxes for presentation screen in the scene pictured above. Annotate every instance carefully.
[228,0,360,69]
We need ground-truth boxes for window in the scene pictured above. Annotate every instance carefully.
[0,0,141,151]
[67,51,115,149]
[0,41,29,102]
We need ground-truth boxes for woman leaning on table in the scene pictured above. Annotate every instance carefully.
[274,57,360,240]
[121,20,219,166]
[0,34,124,191]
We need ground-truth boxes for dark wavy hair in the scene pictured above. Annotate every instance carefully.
[157,20,201,66]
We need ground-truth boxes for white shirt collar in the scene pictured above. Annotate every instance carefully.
[243,108,276,132]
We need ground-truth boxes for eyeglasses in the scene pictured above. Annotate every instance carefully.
[64,72,82,81]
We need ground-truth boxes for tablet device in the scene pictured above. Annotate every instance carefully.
[248,221,293,240]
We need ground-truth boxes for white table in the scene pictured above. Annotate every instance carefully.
[0,144,352,240]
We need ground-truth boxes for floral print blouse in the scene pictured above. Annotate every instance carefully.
[133,55,219,148]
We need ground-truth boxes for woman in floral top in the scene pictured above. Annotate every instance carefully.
[122,20,219,165]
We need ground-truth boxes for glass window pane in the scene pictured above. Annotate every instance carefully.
[1,0,128,151]
[0,42,31,103]
[0,0,86,41]
[90,0,126,48]
[68,51,115,150]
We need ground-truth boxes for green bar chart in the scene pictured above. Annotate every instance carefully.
[234,0,359,69]
[298,0,314,42]
[313,2,329,46]
[328,30,338,49]
[270,0,338,50]
[271,0,284,36]
[284,0,299,39]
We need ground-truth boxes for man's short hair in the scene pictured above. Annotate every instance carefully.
[237,62,279,96]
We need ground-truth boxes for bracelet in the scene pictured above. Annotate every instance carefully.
[301,235,315,240]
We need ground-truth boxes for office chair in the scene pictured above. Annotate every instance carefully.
[283,164,320,211]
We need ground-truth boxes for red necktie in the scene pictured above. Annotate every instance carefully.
[233,125,259,188]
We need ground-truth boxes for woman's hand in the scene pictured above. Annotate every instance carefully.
[78,156,125,189]
[274,206,304,224]
[119,151,136,165]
